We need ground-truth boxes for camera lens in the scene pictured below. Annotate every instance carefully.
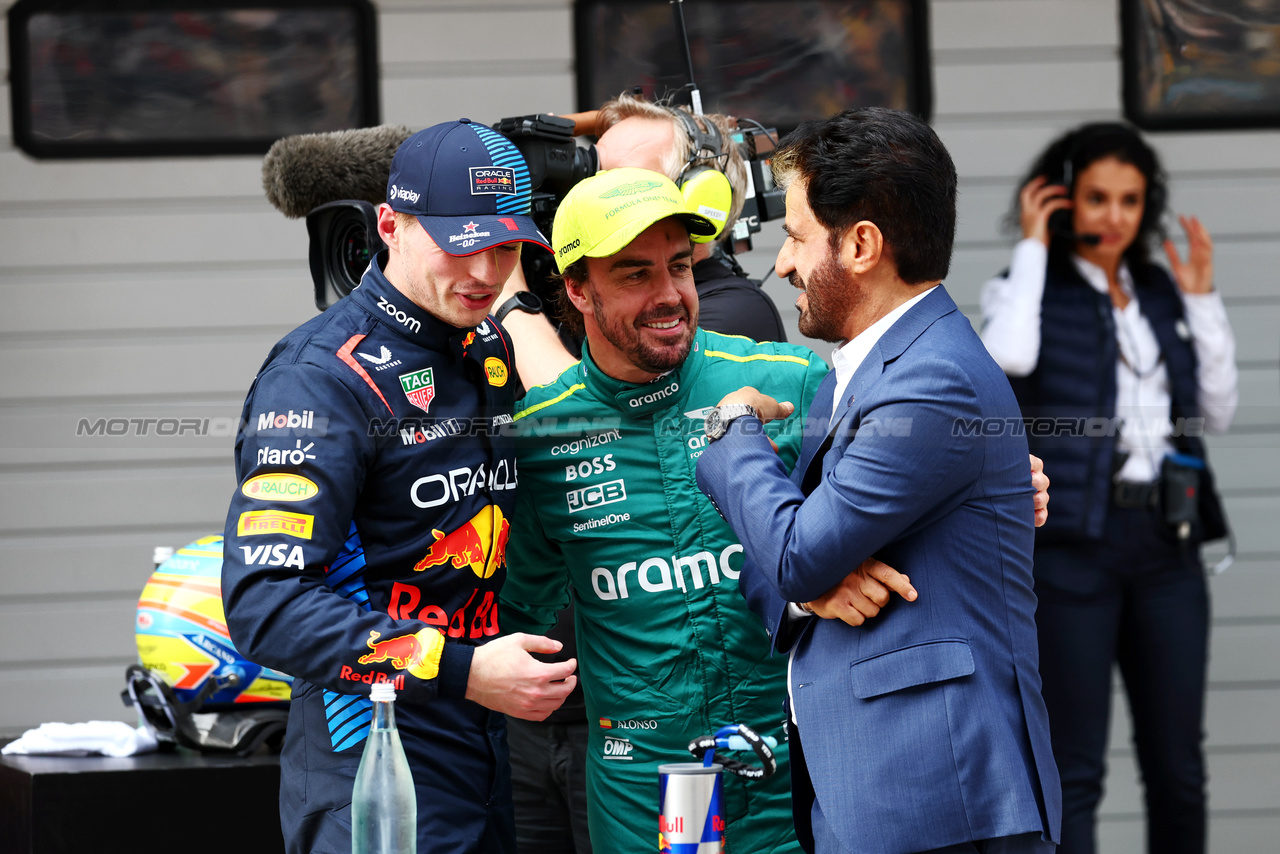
[329,212,372,296]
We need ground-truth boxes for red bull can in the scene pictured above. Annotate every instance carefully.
[658,762,724,853]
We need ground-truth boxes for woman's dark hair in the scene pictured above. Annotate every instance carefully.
[1005,122,1169,265]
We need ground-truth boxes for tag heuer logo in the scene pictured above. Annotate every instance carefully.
[600,180,663,198]
[399,368,436,413]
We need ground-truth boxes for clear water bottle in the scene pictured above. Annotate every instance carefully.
[352,682,417,854]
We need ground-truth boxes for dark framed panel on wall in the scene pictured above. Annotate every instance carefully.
[574,0,931,136]
[7,0,379,158]
[1122,0,1280,131]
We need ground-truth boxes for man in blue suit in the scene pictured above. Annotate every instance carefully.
[695,108,1062,854]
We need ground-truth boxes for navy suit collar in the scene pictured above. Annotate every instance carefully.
[798,286,957,485]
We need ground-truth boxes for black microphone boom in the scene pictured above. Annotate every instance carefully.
[262,125,413,218]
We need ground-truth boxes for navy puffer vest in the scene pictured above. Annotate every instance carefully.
[1008,252,1207,542]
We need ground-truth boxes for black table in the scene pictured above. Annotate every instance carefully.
[0,749,283,854]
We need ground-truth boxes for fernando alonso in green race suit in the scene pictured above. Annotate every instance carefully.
[501,168,830,853]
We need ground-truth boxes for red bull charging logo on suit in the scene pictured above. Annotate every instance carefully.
[414,504,510,579]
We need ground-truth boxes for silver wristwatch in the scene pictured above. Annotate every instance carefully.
[704,404,759,441]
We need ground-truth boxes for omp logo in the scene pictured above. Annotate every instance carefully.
[603,736,634,760]
[566,478,625,514]
[557,238,581,257]
[389,184,420,204]
[241,473,319,502]
[564,454,616,481]
[591,544,744,601]
[257,410,315,431]
[237,510,314,539]
[377,296,421,333]
[629,382,678,408]
[239,543,305,569]
[600,180,663,198]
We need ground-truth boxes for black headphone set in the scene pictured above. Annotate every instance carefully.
[1050,124,1164,248]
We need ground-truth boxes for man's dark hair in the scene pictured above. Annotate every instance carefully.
[772,107,957,284]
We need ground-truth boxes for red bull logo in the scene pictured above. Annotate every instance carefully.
[387,583,500,639]
[414,504,510,579]
[357,630,422,669]
[355,628,445,681]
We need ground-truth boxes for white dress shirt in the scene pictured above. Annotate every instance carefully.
[979,238,1238,483]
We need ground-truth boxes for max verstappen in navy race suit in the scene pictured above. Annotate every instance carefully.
[222,121,578,854]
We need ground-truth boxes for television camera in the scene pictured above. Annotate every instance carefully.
[299,106,786,313]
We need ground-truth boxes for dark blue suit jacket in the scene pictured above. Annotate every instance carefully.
[697,287,1061,854]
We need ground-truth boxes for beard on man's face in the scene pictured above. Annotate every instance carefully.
[791,249,858,343]
[589,289,697,375]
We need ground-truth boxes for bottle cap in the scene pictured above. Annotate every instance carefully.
[370,682,397,702]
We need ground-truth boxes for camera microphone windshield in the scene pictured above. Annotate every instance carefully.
[262,124,413,219]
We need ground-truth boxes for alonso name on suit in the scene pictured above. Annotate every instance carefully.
[695,109,1062,854]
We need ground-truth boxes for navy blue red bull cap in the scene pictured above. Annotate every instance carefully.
[386,119,551,256]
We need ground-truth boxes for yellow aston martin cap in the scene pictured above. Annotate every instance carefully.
[551,167,717,272]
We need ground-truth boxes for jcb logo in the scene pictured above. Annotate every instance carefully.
[566,478,625,514]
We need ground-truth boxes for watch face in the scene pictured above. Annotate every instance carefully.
[515,291,542,312]
[704,408,724,439]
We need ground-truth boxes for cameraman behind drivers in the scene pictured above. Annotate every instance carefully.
[493,93,787,390]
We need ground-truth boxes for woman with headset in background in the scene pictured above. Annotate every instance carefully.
[979,123,1238,854]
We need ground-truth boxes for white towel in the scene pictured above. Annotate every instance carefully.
[1,720,158,757]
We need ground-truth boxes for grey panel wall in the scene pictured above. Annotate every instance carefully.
[740,1,1280,849]
[0,0,578,732]
[1,0,1276,849]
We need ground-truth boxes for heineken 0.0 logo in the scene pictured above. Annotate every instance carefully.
[399,368,436,413]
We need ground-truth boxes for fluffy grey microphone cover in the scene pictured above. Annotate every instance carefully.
[262,125,414,218]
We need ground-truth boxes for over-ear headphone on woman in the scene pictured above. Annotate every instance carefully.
[1048,123,1167,250]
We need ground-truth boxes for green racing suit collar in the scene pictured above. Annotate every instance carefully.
[578,328,708,417]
